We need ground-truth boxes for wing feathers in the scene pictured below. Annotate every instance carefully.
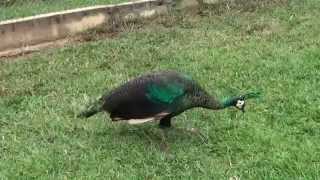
[146,83,185,104]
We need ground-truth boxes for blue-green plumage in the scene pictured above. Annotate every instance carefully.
[146,83,185,104]
[78,70,261,127]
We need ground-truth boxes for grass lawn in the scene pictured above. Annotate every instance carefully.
[0,0,127,21]
[1,0,320,179]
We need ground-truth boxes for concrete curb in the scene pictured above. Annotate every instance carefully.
[0,0,169,57]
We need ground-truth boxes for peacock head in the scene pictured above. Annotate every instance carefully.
[235,97,245,112]
[224,92,261,113]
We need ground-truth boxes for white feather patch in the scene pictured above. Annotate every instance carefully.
[112,112,170,125]
[126,117,155,124]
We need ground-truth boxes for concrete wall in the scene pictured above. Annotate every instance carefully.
[0,0,169,52]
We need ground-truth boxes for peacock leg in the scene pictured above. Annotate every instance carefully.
[159,127,170,152]
[158,117,172,152]
[159,117,172,128]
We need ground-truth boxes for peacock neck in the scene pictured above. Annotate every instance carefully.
[198,95,224,110]
[177,91,238,111]
[202,95,237,110]
[221,96,238,108]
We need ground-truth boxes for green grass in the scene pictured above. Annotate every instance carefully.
[1,0,320,179]
[0,0,126,21]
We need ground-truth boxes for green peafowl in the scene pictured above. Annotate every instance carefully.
[78,70,260,129]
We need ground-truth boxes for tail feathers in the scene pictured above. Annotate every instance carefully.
[77,99,103,118]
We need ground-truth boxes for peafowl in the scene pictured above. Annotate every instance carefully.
[78,70,260,129]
